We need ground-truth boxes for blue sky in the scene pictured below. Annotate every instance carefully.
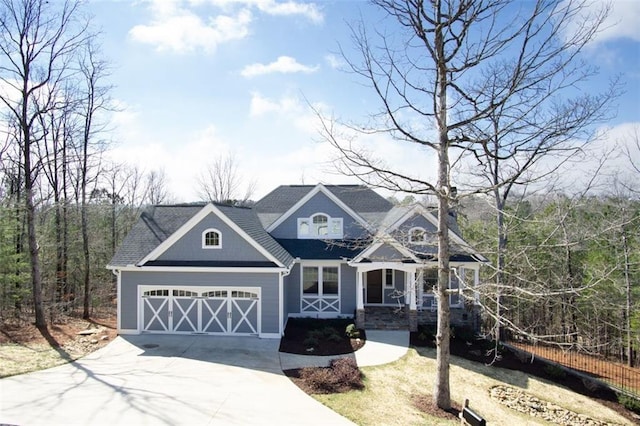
[89,0,640,201]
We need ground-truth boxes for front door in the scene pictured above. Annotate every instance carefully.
[366,270,383,304]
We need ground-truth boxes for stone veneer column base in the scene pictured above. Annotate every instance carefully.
[355,308,365,329]
[408,309,418,332]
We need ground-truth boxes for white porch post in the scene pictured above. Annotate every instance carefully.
[356,269,364,310]
[407,269,418,332]
[355,269,365,328]
[409,270,417,310]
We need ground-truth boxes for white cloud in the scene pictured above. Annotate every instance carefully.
[130,0,323,53]
[241,56,318,77]
[249,92,301,117]
[209,0,323,23]
[324,54,344,70]
[129,3,251,53]
[561,0,640,45]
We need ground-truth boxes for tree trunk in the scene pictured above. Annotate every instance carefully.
[433,1,451,408]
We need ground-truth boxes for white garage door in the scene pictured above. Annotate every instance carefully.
[140,286,260,335]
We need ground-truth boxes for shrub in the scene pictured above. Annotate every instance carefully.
[345,323,360,338]
[618,393,640,414]
[303,336,319,349]
[329,358,363,388]
[299,357,364,393]
[452,326,476,343]
[543,363,567,380]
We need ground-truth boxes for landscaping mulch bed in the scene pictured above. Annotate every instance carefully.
[279,318,365,356]
[411,394,461,422]
[286,358,364,394]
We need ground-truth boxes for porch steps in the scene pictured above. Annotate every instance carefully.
[363,306,409,330]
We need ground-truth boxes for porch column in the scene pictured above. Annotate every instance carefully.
[407,270,418,332]
[408,270,417,310]
[355,269,365,329]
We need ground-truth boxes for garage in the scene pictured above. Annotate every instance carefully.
[140,286,261,335]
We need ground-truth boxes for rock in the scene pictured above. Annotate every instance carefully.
[489,385,620,426]
[77,329,101,336]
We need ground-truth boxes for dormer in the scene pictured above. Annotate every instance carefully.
[297,213,343,239]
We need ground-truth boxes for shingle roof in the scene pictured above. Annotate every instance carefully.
[108,203,294,268]
[254,184,393,228]
[275,239,364,260]
[108,204,203,267]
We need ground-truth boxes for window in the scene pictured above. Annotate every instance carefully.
[383,269,395,288]
[302,266,340,295]
[303,267,319,294]
[202,229,221,249]
[143,289,168,297]
[313,214,328,235]
[232,290,258,299]
[173,289,197,297]
[409,227,426,244]
[203,290,227,298]
[297,213,343,239]
[420,268,461,307]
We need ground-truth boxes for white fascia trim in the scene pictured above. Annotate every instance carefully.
[297,259,347,266]
[266,184,373,234]
[137,203,285,267]
[117,265,289,273]
[349,262,419,273]
[118,329,140,335]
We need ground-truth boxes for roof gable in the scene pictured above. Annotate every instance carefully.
[255,184,393,230]
[382,204,487,261]
[259,184,385,233]
[108,203,293,268]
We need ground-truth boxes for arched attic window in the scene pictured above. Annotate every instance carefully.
[202,228,222,249]
[409,227,427,244]
[298,213,343,239]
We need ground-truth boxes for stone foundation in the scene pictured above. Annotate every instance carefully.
[408,308,418,332]
[355,308,365,329]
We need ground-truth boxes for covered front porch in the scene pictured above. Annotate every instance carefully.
[350,262,480,331]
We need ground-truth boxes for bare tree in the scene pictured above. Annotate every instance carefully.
[74,39,112,320]
[319,0,612,409]
[0,0,91,328]
[143,168,171,205]
[197,153,255,204]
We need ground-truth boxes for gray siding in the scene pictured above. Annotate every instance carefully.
[120,270,280,333]
[158,213,269,262]
[369,244,406,261]
[285,264,301,315]
[341,264,357,314]
[269,192,368,239]
[393,214,437,240]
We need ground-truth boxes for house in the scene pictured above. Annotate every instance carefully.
[107,184,486,338]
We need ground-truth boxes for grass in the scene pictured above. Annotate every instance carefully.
[312,346,634,425]
[0,343,76,377]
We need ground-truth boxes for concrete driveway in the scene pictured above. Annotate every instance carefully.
[0,335,353,425]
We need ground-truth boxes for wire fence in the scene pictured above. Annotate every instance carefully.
[505,338,640,399]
